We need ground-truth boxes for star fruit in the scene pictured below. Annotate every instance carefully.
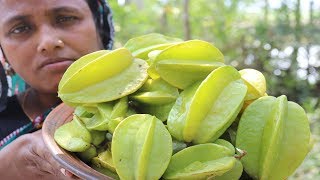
[167,65,247,144]
[236,95,311,180]
[58,48,149,105]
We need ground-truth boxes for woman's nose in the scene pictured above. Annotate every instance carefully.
[37,26,64,54]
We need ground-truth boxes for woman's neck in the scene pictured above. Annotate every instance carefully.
[18,88,61,120]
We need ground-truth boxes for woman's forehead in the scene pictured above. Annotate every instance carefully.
[0,0,87,7]
[0,0,88,15]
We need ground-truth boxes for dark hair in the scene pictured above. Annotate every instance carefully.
[0,61,8,112]
[86,0,114,50]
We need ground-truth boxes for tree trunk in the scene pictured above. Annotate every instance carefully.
[160,5,168,34]
[309,0,314,25]
[135,0,144,10]
[125,0,131,5]
[295,0,301,41]
[290,0,301,74]
[183,0,191,40]
[290,0,301,102]
[264,0,269,24]
[291,0,301,76]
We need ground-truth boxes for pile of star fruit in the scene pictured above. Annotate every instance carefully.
[54,33,312,180]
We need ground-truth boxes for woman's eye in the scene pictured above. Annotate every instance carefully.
[10,25,31,34]
[56,16,77,24]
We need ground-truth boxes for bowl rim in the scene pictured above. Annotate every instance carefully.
[42,103,113,180]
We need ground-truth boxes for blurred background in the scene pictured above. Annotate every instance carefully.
[109,0,319,179]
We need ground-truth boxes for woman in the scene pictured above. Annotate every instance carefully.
[0,0,114,178]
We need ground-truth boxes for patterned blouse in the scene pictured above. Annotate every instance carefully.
[0,95,55,150]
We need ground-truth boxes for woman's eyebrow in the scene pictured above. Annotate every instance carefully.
[3,15,31,27]
[51,6,82,14]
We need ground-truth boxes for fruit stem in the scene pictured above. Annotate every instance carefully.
[234,147,247,160]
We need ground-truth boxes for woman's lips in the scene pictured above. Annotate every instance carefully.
[41,58,74,71]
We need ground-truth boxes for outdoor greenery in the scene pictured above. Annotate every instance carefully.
[109,0,320,179]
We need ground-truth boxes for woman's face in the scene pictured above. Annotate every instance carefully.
[0,0,103,94]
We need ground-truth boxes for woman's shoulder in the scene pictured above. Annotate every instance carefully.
[0,95,30,139]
